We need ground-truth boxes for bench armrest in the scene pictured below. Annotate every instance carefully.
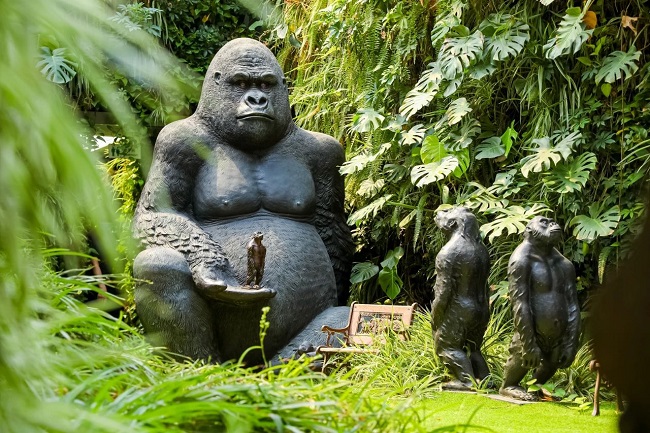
[320,324,350,347]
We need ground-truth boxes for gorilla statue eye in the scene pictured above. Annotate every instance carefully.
[260,82,269,90]
[238,81,247,89]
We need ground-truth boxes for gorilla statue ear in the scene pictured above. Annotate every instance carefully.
[214,71,222,84]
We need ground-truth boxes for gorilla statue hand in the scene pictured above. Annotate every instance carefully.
[522,345,542,369]
[192,263,276,305]
[558,346,576,369]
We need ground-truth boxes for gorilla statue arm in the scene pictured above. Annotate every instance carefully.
[508,255,542,368]
[311,133,354,306]
[560,264,580,367]
[431,253,455,330]
[134,126,234,294]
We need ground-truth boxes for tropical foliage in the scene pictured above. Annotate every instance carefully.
[273,0,650,305]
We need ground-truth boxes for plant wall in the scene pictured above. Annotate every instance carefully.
[273,0,650,306]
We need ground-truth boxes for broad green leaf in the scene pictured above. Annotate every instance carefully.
[399,89,437,119]
[595,46,641,84]
[545,152,597,194]
[554,131,581,159]
[411,156,459,187]
[339,152,375,175]
[357,178,385,197]
[481,14,530,61]
[431,13,461,46]
[452,148,470,178]
[400,124,427,146]
[544,6,592,59]
[350,108,385,133]
[438,30,484,79]
[475,136,504,159]
[350,262,379,284]
[520,146,562,177]
[378,267,403,300]
[448,118,481,151]
[420,135,446,163]
[414,62,444,92]
[501,124,518,157]
[446,97,472,126]
[347,194,393,225]
[380,246,404,269]
[37,47,77,84]
[480,204,549,242]
[570,204,620,242]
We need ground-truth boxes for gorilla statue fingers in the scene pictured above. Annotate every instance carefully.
[499,216,580,401]
[132,38,353,363]
[431,207,491,391]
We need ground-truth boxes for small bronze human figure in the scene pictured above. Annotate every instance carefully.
[500,216,580,401]
[245,232,266,288]
[431,207,491,391]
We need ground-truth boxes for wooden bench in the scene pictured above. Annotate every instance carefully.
[316,302,418,372]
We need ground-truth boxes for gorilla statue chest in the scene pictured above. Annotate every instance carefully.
[193,146,317,221]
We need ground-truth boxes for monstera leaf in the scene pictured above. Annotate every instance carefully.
[347,194,393,225]
[399,124,427,146]
[475,136,504,160]
[481,14,530,61]
[411,156,459,187]
[399,89,438,119]
[350,108,385,133]
[420,135,446,163]
[544,6,593,59]
[446,97,472,126]
[520,133,580,177]
[545,152,596,194]
[37,47,77,84]
[350,262,379,284]
[378,247,404,300]
[595,46,641,84]
[438,30,484,79]
[480,203,548,242]
[570,204,620,242]
[448,118,481,151]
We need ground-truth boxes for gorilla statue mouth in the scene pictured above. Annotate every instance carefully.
[237,112,275,121]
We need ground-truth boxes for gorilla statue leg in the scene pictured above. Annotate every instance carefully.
[435,323,474,390]
[133,247,219,361]
[532,356,559,386]
[468,335,490,382]
[500,352,538,401]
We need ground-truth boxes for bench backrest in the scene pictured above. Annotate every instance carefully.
[346,302,418,345]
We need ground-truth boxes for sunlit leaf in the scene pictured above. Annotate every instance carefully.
[350,108,385,133]
[544,6,593,59]
[37,47,77,84]
[475,136,504,160]
[448,118,480,151]
[411,156,459,187]
[446,97,472,126]
[545,152,597,194]
[480,204,549,242]
[570,204,620,242]
[595,45,641,84]
[481,14,530,61]
[438,30,484,79]
[347,194,393,225]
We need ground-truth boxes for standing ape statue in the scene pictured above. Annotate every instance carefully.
[132,38,353,363]
[500,216,580,401]
[245,232,266,288]
[431,206,491,391]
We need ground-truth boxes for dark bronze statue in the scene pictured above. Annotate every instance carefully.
[500,216,580,401]
[431,206,490,391]
[245,232,266,288]
[132,38,353,363]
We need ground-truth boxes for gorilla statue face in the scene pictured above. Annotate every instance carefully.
[195,38,293,150]
[524,216,562,246]
[434,206,480,239]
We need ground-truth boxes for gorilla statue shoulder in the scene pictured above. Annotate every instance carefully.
[132,38,353,363]
[431,206,490,391]
[500,216,580,401]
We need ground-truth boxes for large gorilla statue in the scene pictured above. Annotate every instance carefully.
[500,216,580,401]
[132,38,353,363]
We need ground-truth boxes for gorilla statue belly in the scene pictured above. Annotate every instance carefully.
[132,38,353,363]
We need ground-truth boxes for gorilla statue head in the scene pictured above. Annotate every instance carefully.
[195,38,293,150]
[434,206,481,241]
[524,216,562,246]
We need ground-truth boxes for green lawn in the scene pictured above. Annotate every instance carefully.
[420,393,618,433]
